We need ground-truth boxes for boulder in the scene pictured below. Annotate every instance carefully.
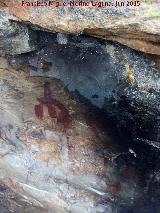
[2,0,160,55]
[0,8,39,56]
[0,57,137,213]
[0,1,160,212]
[0,56,159,212]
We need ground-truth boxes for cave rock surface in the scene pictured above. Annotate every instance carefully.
[1,0,160,55]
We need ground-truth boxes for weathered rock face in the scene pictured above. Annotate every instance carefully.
[0,181,47,213]
[0,57,137,213]
[2,0,160,55]
[0,1,160,212]
[9,31,159,141]
[0,56,160,213]
[0,8,39,56]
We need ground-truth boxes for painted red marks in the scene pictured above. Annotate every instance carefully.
[34,103,43,119]
[107,180,122,193]
[67,141,74,160]
[86,117,97,132]
[35,82,70,128]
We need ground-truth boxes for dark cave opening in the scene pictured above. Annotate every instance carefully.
[5,28,160,212]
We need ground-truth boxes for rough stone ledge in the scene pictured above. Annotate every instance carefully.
[1,0,160,55]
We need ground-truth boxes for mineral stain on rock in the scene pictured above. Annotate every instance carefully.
[107,179,122,193]
[35,103,43,119]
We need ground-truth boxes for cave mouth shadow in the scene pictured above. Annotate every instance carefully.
[7,29,160,212]
[8,29,160,175]
[73,90,160,213]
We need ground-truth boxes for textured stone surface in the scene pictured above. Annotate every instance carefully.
[2,0,160,55]
[0,8,39,56]
[0,181,47,213]
[0,57,126,212]
[0,56,159,212]
[0,1,160,212]
[9,32,159,141]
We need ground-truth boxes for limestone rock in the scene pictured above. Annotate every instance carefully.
[0,1,160,212]
[0,8,39,56]
[0,57,130,213]
[2,0,160,55]
[0,57,159,212]
[9,32,159,141]
[0,181,47,213]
